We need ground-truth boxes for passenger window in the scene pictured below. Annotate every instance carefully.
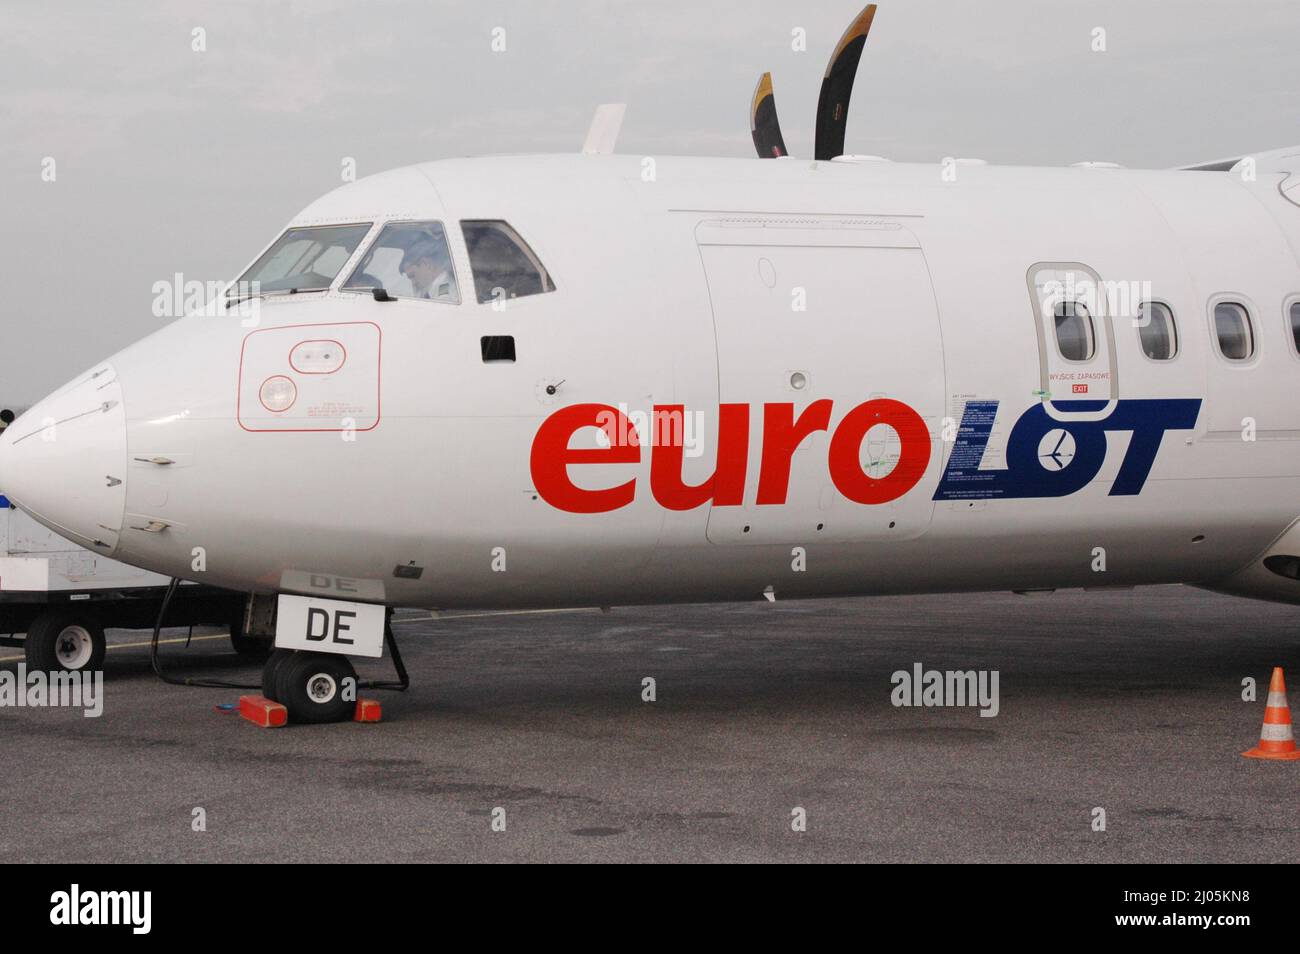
[1213,302,1254,360]
[343,221,459,303]
[239,223,372,294]
[461,220,555,304]
[1137,302,1177,360]
[1053,301,1095,361]
[1289,300,1300,355]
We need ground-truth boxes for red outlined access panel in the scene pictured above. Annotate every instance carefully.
[237,322,381,432]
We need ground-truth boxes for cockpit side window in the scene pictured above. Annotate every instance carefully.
[461,220,556,305]
[238,223,372,294]
[342,221,459,303]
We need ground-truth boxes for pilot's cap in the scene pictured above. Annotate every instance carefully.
[399,240,445,272]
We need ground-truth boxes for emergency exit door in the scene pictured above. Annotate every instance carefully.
[1026,262,1118,419]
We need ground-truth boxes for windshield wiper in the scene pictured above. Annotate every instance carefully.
[225,292,263,309]
[225,286,325,309]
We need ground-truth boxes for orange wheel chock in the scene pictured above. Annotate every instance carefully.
[354,698,382,723]
[238,694,288,729]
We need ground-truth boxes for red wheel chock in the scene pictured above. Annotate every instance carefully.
[234,695,381,727]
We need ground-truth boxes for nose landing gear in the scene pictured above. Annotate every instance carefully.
[150,579,410,726]
[261,650,355,723]
[259,615,409,724]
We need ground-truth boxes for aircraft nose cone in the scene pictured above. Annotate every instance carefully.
[0,364,128,553]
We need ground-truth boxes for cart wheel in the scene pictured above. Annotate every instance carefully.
[25,610,107,674]
[276,652,356,724]
[261,649,295,702]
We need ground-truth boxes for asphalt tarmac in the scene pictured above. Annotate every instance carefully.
[1,585,1296,862]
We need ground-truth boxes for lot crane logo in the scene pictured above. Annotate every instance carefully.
[528,398,1202,512]
[1037,429,1076,471]
[50,884,151,934]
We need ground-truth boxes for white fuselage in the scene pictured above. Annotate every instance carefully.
[4,154,1300,609]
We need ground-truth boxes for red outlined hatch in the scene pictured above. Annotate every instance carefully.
[237,322,381,432]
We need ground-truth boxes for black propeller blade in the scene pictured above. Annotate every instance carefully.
[814,3,877,161]
[750,72,789,158]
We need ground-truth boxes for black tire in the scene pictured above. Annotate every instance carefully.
[276,652,356,724]
[261,649,296,703]
[24,610,107,674]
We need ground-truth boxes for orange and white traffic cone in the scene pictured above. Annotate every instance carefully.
[1243,667,1300,761]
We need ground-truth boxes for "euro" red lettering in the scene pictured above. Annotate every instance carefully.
[530,399,932,514]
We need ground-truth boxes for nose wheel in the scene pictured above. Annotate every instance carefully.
[261,649,356,724]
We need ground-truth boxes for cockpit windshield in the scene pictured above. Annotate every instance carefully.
[238,223,372,294]
[342,221,459,303]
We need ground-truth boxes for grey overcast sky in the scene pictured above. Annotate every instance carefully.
[1,0,1297,406]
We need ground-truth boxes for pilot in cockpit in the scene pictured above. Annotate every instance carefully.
[400,241,457,302]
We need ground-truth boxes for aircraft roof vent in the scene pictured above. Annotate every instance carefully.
[831,154,891,163]
[1071,161,1124,169]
